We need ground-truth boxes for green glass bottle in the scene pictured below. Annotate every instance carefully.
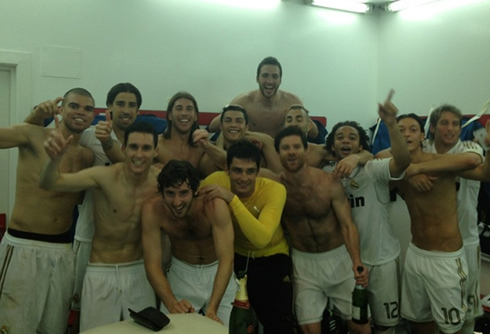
[229,271,258,334]
[351,266,368,324]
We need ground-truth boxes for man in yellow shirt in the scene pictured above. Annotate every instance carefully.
[200,140,295,333]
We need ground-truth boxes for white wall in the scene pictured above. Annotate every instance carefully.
[0,0,379,127]
[377,0,490,117]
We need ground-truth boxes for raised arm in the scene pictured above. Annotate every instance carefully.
[331,150,373,178]
[39,117,98,192]
[330,177,368,286]
[244,131,283,173]
[205,198,235,324]
[194,129,227,174]
[23,97,63,125]
[378,89,411,177]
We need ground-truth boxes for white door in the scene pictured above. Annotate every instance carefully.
[0,67,11,221]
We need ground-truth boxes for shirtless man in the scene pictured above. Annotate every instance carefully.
[0,89,95,334]
[423,104,484,334]
[214,104,283,172]
[200,140,296,333]
[323,90,410,334]
[208,56,319,139]
[159,91,226,176]
[142,160,235,325]
[24,83,143,333]
[392,114,490,334]
[39,121,160,331]
[272,126,370,334]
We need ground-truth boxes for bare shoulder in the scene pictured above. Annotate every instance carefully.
[280,90,302,104]
[231,91,256,105]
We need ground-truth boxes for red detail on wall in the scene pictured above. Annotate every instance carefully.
[0,213,6,241]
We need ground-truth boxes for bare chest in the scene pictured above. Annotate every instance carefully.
[158,141,202,168]
[165,218,212,241]
[284,183,331,219]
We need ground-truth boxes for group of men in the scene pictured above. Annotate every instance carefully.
[0,55,489,334]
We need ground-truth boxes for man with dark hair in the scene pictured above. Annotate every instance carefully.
[157,91,226,176]
[213,104,283,173]
[323,91,411,334]
[269,125,370,334]
[200,139,296,333]
[0,89,95,334]
[208,56,319,139]
[389,114,490,334]
[66,82,143,330]
[39,121,160,331]
[141,160,235,325]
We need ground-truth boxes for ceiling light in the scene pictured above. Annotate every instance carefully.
[308,0,372,14]
[386,0,441,12]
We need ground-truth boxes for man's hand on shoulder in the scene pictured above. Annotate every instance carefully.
[199,184,235,204]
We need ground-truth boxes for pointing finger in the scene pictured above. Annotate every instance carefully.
[385,89,395,104]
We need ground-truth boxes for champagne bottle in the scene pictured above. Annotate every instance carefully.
[352,266,368,324]
[229,271,258,334]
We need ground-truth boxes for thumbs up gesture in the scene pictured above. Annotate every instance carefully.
[95,110,113,143]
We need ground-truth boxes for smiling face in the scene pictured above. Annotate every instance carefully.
[228,158,258,198]
[122,132,158,174]
[220,110,248,143]
[162,181,194,219]
[256,64,281,99]
[398,117,425,153]
[430,111,461,148]
[278,135,307,173]
[285,108,311,135]
[331,126,362,159]
[109,92,139,131]
[60,93,95,134]
[168,98,198,135]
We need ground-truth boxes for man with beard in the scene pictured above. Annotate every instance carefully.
[158,91,227,176]
[208,56,319,139]
[0,89,95,334]
[141,160,235,325]
[39,121,160,331]
[272,126,370,334]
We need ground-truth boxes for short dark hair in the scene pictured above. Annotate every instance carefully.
[397,113,425,133]
[227,140,261,170]
[63,88,94,106]
[274,126,308,152]
[124,121,158,147]
[428,104,462,140]
[163,91,199,146]
[325,121,371,156]
[157,160,200,196]
[287,104,310,114]
[220,104,249,124]
[256,56,282,78]
[106,83,142,108]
